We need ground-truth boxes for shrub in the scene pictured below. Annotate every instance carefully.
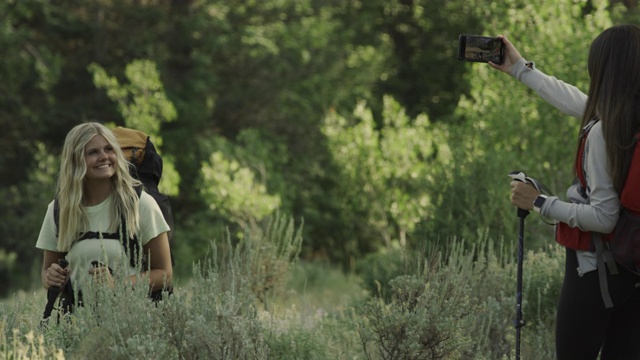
[35,237,269,359]
[355,245,408,302]
[456,238,563,359]
[356,236,563,360]
[264,261,368,360]
[1,293,64,360]
[0,234,565,359]
[1,328,64,360]
[242,212,303,307]
[357,263,479,359]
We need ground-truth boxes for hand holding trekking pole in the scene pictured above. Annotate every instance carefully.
[508,171,540,215]
[41,259,69,324]
[45,258,69,288]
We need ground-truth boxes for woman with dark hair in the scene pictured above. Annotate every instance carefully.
[36,122,172,304]
[491,25,640,359]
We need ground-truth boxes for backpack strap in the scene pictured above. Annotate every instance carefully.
[77,231,120,240]
[120,185,143,268]
[592,233,619,309]
[574,117,599,190]
[53,198,60,238]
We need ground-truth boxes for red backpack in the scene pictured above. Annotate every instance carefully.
[556,118,640,307]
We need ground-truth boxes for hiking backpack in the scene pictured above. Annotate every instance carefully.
[556,118,640,307]
[112,126,175,266]
[573,120,640,275]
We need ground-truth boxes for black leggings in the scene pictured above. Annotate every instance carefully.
[556,248,640,359]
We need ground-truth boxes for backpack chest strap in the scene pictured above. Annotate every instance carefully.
[76,231,121,241]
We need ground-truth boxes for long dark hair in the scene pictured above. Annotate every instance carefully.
[578,24,640,193]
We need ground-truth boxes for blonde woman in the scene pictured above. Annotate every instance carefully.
[36,122,172,305]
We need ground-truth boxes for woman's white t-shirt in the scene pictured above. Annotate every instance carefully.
[36,191,170,286]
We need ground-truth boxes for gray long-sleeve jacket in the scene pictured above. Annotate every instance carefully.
[510,59,621,274]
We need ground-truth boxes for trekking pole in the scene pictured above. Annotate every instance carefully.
[41,259,69,327]
[508,171,529,360]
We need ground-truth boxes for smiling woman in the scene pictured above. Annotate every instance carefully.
[35,122,172,317]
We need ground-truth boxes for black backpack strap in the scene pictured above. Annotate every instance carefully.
[122,212,137,268]
[53,198,60,237]
[122,185,143,268]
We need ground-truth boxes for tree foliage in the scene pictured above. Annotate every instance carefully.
[323,96,451,255]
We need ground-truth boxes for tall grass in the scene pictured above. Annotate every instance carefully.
[1,223,564,359]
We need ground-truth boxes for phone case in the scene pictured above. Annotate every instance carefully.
[458,34,504,65]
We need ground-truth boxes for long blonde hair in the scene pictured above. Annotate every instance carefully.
[56,122,141,252]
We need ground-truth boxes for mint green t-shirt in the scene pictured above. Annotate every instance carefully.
[36,191,170,285]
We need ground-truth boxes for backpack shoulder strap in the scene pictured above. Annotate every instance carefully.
[592,233,619,309]
[123,186,143,267]
[575,118,599,190]
[53,198,60,237]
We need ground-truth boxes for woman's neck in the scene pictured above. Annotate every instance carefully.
[83,180,113,206]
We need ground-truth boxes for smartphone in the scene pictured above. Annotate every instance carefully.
[458,34,504,65]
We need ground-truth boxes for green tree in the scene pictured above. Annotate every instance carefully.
[323,96,451,258]
[160,0,389,262]
[333,0,483,121]
[0,0,64,294]
[200,150,281,230]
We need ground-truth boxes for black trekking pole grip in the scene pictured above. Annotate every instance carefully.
[55,259,69,286]
[41,258,69,323]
